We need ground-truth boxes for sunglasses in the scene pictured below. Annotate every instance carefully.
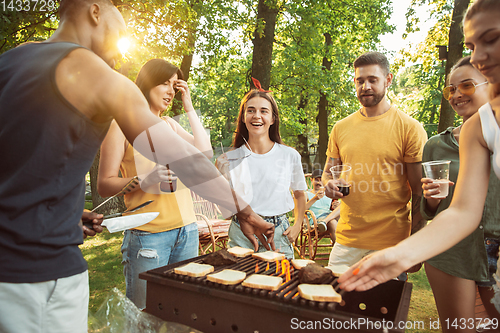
[443,81,488,100]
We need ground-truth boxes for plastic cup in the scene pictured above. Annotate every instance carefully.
[160,177,178,193]
[330,164,352,196]
[422,160,451,199]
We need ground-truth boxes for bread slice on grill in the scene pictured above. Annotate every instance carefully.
[174,262,214,277]
[298,284,342,302]
[241,274,283,290]
[291,259,315,270]
[325,264,350,277]
[251,251,285,262]
[207,269,246,285]
[227,246,254,258]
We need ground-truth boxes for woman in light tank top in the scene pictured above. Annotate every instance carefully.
[421,56,500,332]
[98,59,212,309]
[337,0,500,295]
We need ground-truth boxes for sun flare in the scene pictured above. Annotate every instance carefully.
[117,38,130,55]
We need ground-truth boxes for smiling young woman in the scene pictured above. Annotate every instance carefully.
[420,57,500,333]
[216,86,307,260]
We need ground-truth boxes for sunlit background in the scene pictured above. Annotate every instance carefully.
[117,37,131,56]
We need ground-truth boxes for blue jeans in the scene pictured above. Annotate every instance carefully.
[228,214,294,259]
[121,222,199,309]
[477,238,500,287]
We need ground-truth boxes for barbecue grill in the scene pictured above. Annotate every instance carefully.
[140,253,412,333]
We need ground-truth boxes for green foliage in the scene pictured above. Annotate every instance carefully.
[0,0,397,158]
[391,0,469,136]
[191,56,251,147]
[390,63,461,137]
[272,0,394,145]
[395,0,455,72]
[0,8,58,53]
[189,0,394,151]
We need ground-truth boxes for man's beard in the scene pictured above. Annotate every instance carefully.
[358,91,385,107]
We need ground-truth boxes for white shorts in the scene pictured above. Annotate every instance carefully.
[328,242,376,267]
[0,270,89,333]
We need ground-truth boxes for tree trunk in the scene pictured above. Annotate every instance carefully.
[171,0,199,118]
[437,0,470,132]
[250,0,279,90]
[89,149,126,215]
[296,94,310,173]
[316,33,333,169]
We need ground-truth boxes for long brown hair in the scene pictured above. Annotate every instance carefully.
[232,90,283,148]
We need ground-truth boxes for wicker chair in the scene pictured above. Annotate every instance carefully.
[191,191,231,254]
[294,201,339,260]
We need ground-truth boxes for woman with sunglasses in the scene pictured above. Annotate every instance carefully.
[97,59,212,309]
[421,56,500,332]
[216,82,307,259]
[338,0,500,297]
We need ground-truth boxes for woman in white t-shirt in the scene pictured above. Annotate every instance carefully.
[217,82,307,259]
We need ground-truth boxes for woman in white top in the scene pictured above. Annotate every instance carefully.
[217,83,307,259]
[339,0,500,291]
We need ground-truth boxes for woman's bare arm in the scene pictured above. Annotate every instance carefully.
[167,80,213,158]
[97,121,132,197]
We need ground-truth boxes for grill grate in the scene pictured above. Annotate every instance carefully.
[158,255,344,309]
[140,253,412,333]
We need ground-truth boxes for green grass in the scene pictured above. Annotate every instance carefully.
[406,268,440,333]
[81,228,439,332]
[80,230,125,313]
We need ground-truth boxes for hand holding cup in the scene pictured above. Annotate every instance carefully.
[330,164,352,197]
[160,164,177,193]
[421,161,451,199]
[422,178,455,200]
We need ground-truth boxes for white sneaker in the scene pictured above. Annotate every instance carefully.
[317,221,327,233]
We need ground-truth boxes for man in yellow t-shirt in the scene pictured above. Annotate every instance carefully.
[322,52,428,278]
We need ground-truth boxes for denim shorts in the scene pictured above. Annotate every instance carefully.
[477,238,500,287]
[229,214,294,259]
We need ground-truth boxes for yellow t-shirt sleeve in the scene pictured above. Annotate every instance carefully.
[326,125,340,159]
[403,119,428,163]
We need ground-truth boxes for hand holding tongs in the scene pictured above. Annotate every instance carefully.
[91,176,140,213]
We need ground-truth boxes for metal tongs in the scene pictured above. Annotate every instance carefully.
[103,200,153,219]
[91,176,140,213]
